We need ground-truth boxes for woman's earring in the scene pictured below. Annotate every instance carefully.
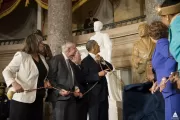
[167,16,170,23]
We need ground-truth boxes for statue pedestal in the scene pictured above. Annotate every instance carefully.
[109,99,123,120]
[108,69,131,120]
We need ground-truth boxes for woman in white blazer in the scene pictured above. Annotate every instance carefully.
[2,33,49,120]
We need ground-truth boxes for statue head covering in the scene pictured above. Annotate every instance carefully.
[156,1,180,16]
[138,23,149,37]
[94,21,103,32]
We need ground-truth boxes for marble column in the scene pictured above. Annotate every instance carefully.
[145,0,165,24]
[48,0,72,56]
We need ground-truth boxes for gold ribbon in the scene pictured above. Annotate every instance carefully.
[0,0,3,9]
[35,0,48,9]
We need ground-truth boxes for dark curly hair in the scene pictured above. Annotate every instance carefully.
[149,21,168,40]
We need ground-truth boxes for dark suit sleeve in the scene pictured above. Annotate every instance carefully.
[48,56,62,90]
[81,60,100,83]
[103,61,113,71]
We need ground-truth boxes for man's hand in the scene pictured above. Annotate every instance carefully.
[150,82,159,94]
[159,77,167,92]
[59,89,70,96]
[79,93,83,98]
[98,70,107,77]
[12,81,24,93]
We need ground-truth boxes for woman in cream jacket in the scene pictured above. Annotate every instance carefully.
[2,33,49,120]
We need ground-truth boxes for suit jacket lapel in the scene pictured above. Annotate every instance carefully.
[39,55,49,72]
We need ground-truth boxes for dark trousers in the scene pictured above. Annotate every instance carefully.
[76,96,88,120]
[10,97,43,120]
[52,98,76,120]
[89,97,109,120]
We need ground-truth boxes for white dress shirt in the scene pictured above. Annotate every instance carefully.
[89,52,96,61]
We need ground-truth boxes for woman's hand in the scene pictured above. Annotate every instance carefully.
[169,72,179,83]
[44,80,52,88]
[150,82,158,94]
[169,72,180,89]
[98,70,107,77]
[12,81,24,93]
[159,77,167,92]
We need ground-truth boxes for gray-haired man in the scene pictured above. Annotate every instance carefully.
[47,42,80,120]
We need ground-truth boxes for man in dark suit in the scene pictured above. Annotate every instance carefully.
[84,11,98,33]
[81,40,113,120]
[71,51,88,120]
[47,42,80,120]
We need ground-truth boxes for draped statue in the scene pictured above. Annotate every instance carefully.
[132,23,155,84]
[90,21,112,63]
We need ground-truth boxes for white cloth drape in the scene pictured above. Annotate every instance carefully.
[108,70,123,101]
[94,0,114,24]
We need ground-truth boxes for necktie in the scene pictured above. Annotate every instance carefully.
[66,59,74,88]
[77,65,81,70]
